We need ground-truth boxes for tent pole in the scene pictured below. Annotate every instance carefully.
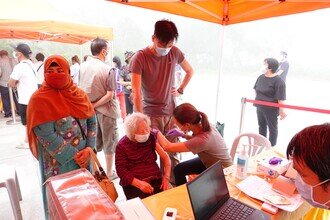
[214,26,226,123]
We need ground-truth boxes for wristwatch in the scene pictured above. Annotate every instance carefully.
[177,88,184,95]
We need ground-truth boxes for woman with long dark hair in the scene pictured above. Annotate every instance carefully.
[157,103,232,186]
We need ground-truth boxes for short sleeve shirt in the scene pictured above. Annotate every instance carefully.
[277,61,289,82]
[129,46,185,116]
[184,126,232,168]
[253,74,286,110]
[10,60,38,105]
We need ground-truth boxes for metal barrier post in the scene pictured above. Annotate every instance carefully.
[239,97,246,134]
[6,87,20,125]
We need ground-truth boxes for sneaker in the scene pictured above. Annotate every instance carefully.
[16,142,29,149]
[108,170,118,180]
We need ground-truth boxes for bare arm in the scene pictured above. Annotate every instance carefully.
[155,143,171,179]
[157,131,190,152]
[278,100,287,120]
[92,91,113,108]
[131,73,142,112]
[8,78,18,87]
[178,59,194,91]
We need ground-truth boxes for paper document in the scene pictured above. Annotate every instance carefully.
[117,197,155,220]
[236,175,304,212]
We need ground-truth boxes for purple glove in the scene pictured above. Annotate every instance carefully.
[269,157,282,165]
[166,128,185,138]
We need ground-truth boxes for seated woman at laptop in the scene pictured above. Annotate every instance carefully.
[157,103,233,186]
[115,112,172,199]
[286,124,330,210]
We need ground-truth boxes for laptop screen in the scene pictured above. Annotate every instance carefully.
[186,160,230,220]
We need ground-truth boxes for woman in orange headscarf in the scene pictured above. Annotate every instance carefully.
[27,55,96,215]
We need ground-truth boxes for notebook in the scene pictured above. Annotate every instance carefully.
[186,161,270,220]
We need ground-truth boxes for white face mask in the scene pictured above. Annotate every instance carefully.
[295,174,330,209]
[135,133,150,143]
[155,45,171,56]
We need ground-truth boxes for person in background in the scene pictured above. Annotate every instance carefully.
[276,51,289,82]
[0,50,18,117]
[113,56,126,121]
[253,58,287,147]
[8,43,38,149]
[130,19,194,184]
[156,103,232,186]
[34,52,45,88]
[79,37,119,179]
[119,51,134,115]
[115,112,171,199]
[27,55,96,216]
[70,55,80,85]
[286,124,329,210]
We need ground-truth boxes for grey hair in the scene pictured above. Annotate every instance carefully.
[124,112,151,140]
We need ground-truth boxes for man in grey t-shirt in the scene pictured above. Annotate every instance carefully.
[276,51,289,82]
[130,19,194,184]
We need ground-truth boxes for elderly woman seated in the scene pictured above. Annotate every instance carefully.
[115,112,172,199]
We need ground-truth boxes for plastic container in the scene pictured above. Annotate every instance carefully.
[236,145,248,179]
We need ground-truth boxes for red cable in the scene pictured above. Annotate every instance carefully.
[244,98,330,114]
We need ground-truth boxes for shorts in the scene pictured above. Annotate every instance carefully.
[96,113,118,154]
[18,104,27,125]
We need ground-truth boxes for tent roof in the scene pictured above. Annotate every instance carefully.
[0,0,113,44]
[109,0,330,25]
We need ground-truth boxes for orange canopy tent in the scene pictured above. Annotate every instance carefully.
[0,0,113,44]
[108,0,330,25]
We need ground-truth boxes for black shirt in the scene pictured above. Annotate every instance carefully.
[253,74,286,110]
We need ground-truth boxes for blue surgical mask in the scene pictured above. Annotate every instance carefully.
[295,174,330,209]
[155,45,171,56]
[135,133,150,143]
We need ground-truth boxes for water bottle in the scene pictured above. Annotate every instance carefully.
[236,145,248,179]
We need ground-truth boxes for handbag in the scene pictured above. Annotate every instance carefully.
[88,148,118,202]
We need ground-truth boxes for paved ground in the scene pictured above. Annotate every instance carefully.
[0,115,127,220]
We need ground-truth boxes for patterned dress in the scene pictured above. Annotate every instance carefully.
[34,115,97,211]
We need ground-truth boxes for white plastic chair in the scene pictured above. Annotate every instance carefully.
[230,133,272,160]
[0,164,23,220]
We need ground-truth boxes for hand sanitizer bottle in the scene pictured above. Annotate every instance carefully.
[236,145,248,179]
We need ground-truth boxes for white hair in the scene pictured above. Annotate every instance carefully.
[124,112,151,140]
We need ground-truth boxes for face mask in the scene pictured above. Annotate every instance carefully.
[155,45,171,56]
[135,133,150,143]
[45,72,71,89]
[295,174,330,209]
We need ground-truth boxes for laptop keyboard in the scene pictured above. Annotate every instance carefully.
[213,199,255,220]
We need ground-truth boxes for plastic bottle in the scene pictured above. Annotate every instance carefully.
[236,145,248,179]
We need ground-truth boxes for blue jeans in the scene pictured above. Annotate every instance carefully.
[174,157,206,186]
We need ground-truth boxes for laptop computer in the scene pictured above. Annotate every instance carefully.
[186,161,270,220]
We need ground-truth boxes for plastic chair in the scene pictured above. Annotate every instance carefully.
[230,133,272,160]
[0,164,23,220]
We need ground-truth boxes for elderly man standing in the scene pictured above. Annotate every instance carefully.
[0,50,18,117]
[8,43,38,148]
[130,19,194,184]
[79,37,119,179]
